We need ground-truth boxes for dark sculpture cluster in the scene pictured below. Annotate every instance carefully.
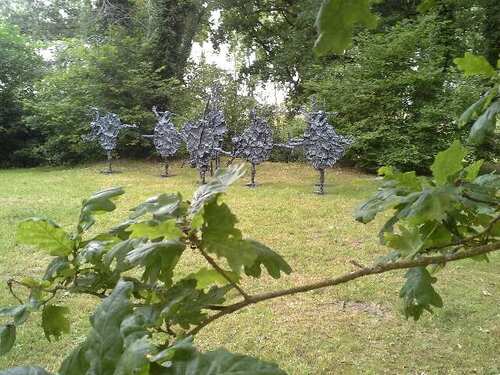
[84,91,352,194]
[181,85,227,184]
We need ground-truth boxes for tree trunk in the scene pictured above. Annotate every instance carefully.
[150,0,205,80]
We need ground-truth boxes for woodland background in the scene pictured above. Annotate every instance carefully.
[0,0,499,172]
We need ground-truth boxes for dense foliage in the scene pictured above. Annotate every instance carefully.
[308,15,486,172]
[0,22,41,167]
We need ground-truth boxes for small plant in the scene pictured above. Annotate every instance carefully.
[1,165,293,373]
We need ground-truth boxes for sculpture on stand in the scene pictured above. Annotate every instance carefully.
[278,100,353,194]
[182,118,214,184]
[181,84,227,184]
[83,108,137,174]
[204,83,227,173]
[144,106,182,177]
[227,109,274,187]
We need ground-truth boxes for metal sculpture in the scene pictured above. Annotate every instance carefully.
[181,84,227,184]
[205,83,227,173]
[144,106,182,177]
[83,108,137,173]
[279,100,353,194]
[181,118,213,184]
[228,109,274,187]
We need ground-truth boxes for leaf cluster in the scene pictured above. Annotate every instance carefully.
[355,140,499,319]
[1,165,291,373]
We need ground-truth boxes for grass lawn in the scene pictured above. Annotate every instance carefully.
[0,160,499,374]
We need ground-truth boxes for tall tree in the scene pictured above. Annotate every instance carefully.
[0,0,88,41]
[0,22,41,167]
[148,0,208,80]
[212,0,318,99]
[482,0,500,66]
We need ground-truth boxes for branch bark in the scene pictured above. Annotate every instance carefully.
[188,241,500,336]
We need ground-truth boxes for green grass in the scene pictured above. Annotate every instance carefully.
[0,160,499,374]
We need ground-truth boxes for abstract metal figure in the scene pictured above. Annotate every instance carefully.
[204,83,227,173]
[83,108,137,174]
[144,106,182,177]
[181,84,227,184]
[181,118,213,184]
[228,109,274,187]
[278,100,353,194]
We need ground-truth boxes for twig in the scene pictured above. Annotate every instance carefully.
[426,215,500,252]
[188,241,500,336]
[463,192,500,206]
[198,248,251,301]
[350,260,366,269]
[7,279,23,304]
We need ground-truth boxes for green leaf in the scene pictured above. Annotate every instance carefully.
[386,171,422,192]
[190,165,245,214]
[430,141,467,185]
[399,267,443,320]
[458,89,497,128]
[41,305,70,342]
[243,240,292,279]
[186,268,240,290]
[125,241,185,285]
[130,193,181,220]
[60,280,152,375]
[0,368,52,375]
[0,305,30,325]
[78,187,125,233]
[114,336,151,375]
[420,223,452,249]
[463,160,484,182]
[160,280,227,329]
[200,198,258,273]
[454,53,496,77]
[378,216,399,244]
[103,238,145,272]
[468,100,500,145]
[400,188,452,224]
[314,0,378,56]
[0,325,16,356]
[354,188,404,223]
[17,218,74,256]
[149,337,196,364]
[384,227,424,258]
[128,219,182,241]
[43,257,73,281]
[159,347,286,375]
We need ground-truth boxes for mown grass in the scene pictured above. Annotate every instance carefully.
[0,160,499,374]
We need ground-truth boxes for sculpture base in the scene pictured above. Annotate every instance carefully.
[245,182,257,188]
[160,174,175,178]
